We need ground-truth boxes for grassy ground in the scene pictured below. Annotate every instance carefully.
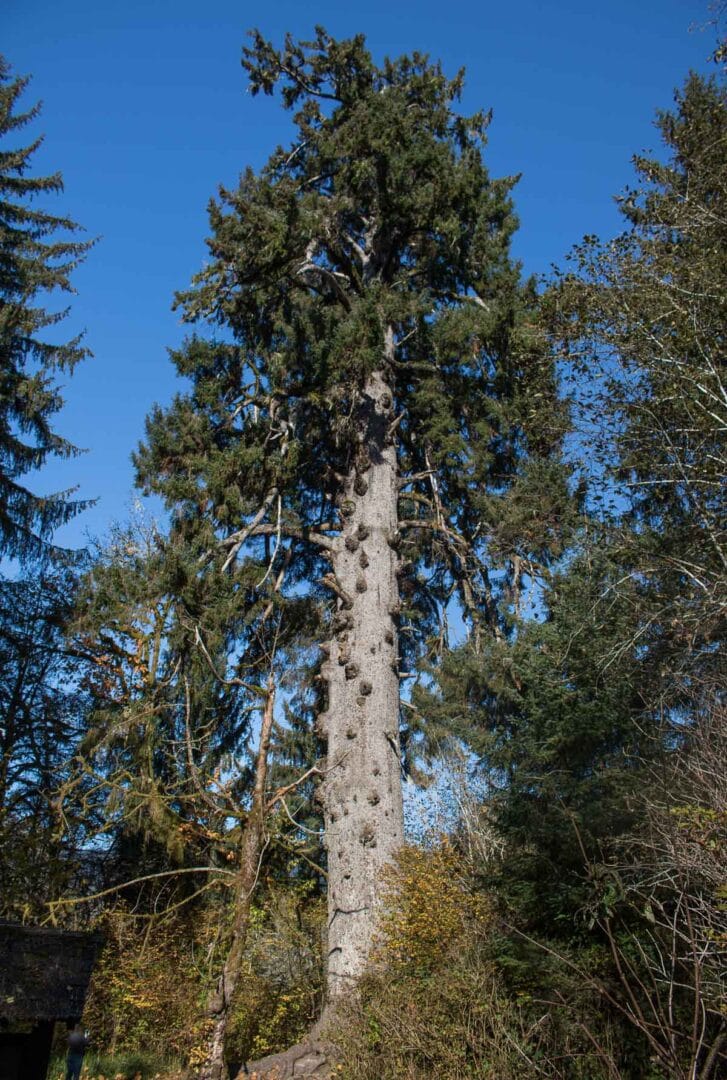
[47,1052,185,1080]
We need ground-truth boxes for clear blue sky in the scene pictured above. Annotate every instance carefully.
[3,0,718,551]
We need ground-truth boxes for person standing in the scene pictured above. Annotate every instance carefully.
[65,1023,88,1080]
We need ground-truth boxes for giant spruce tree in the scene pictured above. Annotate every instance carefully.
[136,29,567,1007]
[0,57,91,562]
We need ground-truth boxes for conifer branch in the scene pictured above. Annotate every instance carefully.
[444,290,491,310]
[248,522,337,551]
[398,471,434,488]
[265,763,325,813]
[44,867,236,920]
[387,413,405,440]
[296,241,352,309]
[277,795,323,836]
[392,359,438,373]
[277,63,341,103]
[398,491,434,509]
[258,544,294,627]
[397,518,469,551]
[184,674,242,818]
[255,493,282,587]
[218,487,279,571]
[319,572,354,608]
[193,626,268,698]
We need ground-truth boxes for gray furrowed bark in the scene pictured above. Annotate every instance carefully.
[319,353,404,999]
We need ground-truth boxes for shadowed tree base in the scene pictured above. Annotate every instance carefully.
[235,1039,334,1078]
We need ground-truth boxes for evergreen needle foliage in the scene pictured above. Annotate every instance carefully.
[134,25,572,793]
[0,56,93,563]
[3,28,723,1080]
[132,28,574,1021]
[552,71,727,692]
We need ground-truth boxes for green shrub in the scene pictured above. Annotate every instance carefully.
[332,842,628,1080]
[225,884,325,1065]
[82,908,207,1065]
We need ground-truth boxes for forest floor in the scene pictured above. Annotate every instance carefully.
[47,1060,186,1080]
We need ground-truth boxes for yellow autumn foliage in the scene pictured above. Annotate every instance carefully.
[333,841,535,1079]
[82,909,207,1062]
[374,839,492,973]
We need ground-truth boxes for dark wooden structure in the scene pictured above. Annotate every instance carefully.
[0,922,101,1080]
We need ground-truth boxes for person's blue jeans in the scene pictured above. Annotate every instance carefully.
[66,1052,84,1080]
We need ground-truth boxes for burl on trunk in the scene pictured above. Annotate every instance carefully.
[318,360,405,999]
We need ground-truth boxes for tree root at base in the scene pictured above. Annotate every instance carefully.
[235,1038,334,1079]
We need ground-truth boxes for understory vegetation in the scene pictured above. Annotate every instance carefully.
[1,21,725,1080]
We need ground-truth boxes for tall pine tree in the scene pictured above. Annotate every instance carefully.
[0,57,92,562]
[135,29,569,1006]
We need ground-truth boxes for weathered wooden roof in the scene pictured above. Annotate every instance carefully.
[0,922,102,1022]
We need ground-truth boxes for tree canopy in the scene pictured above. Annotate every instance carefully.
[132,30,573,1023]
[0,30,724,1080]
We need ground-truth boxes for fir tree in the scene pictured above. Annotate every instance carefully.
[135,29,569,1012]
[552,71,726,694]
[0,565,91,918]
[426,70,727,1079]
[0,57,92,562]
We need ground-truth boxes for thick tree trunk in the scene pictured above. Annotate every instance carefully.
[201,678,276,1080]
[319,355,404,1000]
[214,358,405,1075]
